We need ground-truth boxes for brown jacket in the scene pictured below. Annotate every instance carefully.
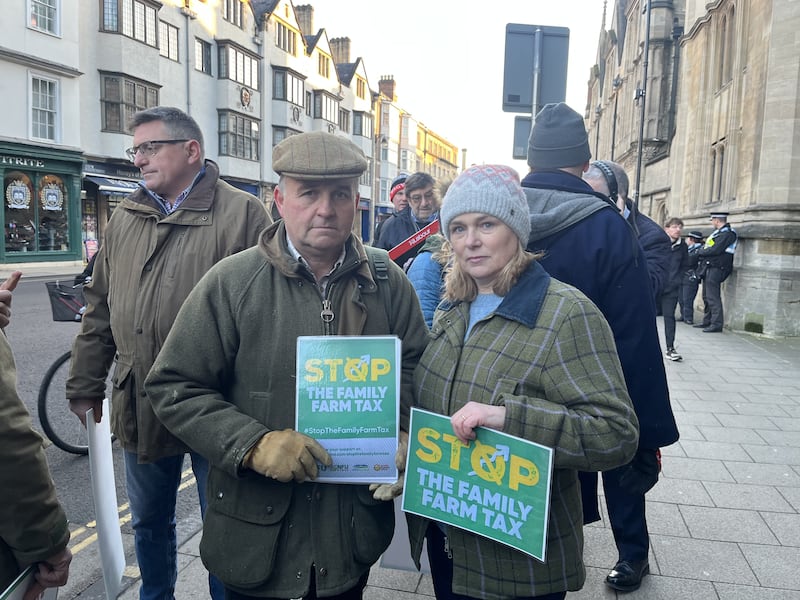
[67,161,270,462]
[0,333,69,589]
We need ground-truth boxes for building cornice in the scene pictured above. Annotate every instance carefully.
[0,46,83,78]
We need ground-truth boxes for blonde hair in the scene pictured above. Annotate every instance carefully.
[442,240,538,302]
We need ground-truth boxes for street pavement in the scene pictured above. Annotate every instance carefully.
[9,263,798,599]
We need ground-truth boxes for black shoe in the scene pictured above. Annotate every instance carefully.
[684,319,693,325]
[605,559,650,592]
[693,323,710,328]
[703,326,723,333]
[676,316,684,322]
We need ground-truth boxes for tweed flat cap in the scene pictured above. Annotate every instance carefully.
[273,131,367,179]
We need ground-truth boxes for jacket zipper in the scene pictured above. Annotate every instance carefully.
[319,283,336,335]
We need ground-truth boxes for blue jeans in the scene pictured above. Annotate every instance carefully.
[125,450,224,600]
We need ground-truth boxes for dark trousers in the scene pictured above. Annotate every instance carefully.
[424,524,566,600]
[701,267,726,328]
[660,288,680,349]
[680,278,700,321]
[225,572,369,600]
[602,467,649,563]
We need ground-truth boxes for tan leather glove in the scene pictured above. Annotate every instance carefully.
[243,429,332,483]
[369,429,409,501]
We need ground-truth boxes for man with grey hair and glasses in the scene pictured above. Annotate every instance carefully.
[67,106,270,600]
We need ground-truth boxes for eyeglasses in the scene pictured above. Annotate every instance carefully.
[124,139,189,162]
[408,190,436,204]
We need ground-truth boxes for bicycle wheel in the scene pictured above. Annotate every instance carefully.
[38,351,115,455]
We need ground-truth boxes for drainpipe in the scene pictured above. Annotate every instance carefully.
[668,21,683,139]
[181,2,196,114]
[255,18,265,207]
[633,0,652,208]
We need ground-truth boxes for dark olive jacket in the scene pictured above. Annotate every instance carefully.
[67,161,270,462]
[145,222,429,597]
[0,334,69,590]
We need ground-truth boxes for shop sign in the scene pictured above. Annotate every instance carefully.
[0,155,46,168]
[84,162,140,180]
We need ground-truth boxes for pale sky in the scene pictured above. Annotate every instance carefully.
[309,0,608,176]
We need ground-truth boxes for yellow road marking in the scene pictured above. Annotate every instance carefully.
[69,471,196,555]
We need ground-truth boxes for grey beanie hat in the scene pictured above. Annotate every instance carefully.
[440,164,530,244]
[527,102,591,169]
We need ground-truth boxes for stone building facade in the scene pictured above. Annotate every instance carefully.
[586,0,800,336]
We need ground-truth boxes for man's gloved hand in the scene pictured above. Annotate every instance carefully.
[243,429,332,483]
[369,430,409,501]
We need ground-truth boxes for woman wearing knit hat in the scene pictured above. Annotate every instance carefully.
[407,164,640,600]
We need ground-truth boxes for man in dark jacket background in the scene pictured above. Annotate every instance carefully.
[522,102,679,593]
[660,218,689,361]
[584,160,671,301]
[374,173,408,242]
[679,230,705,324]
[374,172,439,266]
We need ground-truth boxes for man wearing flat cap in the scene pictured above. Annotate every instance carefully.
[145,131,428,600]
[679,230,705,324]
[521,102,679,592]
[694,212,737,332]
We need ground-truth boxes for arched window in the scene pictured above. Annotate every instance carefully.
[708,142,726,204]
[5,171,35,253]
[717,5,735,89]
[708,150,717,204]
[38,175,69,250]
[4,171,70,253]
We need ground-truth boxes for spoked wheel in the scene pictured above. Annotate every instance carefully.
[38,351,115,455]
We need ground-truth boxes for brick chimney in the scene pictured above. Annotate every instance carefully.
[294,4,314,35]
[378,76,396,101]
[330,37,351,64]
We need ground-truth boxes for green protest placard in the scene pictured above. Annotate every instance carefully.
[296,336,401,484]
[402,408,554,561]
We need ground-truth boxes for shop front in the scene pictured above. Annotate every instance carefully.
[1,142,84,264]
[82,160,141,256]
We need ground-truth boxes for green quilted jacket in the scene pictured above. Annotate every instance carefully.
[145,222,429,597]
